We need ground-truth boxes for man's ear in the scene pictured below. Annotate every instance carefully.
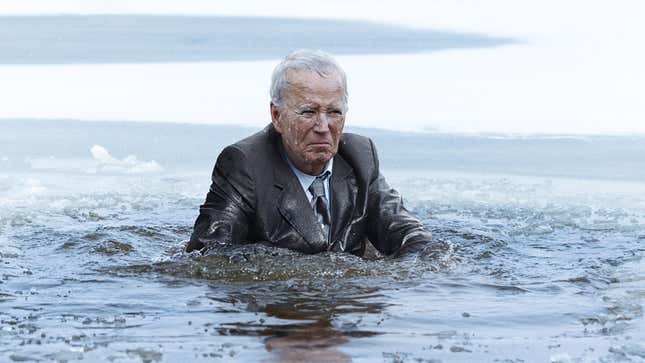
[270,102,283,133]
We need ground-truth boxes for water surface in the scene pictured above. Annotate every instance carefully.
[1,120,643,362]
[0,15,513,64]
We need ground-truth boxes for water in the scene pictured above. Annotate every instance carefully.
[1,119,643,362]
[0,15,512,65]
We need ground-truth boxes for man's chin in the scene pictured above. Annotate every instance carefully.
[305,151,334,166]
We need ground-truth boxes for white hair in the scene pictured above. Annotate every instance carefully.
[270,49,348,110]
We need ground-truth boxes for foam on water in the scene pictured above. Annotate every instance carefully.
[0,176,46,199]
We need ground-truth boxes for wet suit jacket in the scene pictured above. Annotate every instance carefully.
[186,124,433,256]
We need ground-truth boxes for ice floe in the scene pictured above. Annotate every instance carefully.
[90,145,162,174]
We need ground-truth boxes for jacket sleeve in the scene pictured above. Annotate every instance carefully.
[365,139,432,256]
[186,145,255,253]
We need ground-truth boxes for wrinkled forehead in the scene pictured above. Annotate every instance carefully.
[283,68,345,101]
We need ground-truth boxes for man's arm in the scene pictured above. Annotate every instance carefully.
[186,145,255,253]
[365,139,433,256]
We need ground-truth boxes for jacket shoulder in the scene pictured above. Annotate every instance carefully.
[339,132,378,174]
[340,132,371,146]
[229,125,275,154]
[217,125,277,172]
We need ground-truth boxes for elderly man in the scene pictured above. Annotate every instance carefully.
[187,50,432,256]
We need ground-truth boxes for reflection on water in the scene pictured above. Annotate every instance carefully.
[216,282,385,363]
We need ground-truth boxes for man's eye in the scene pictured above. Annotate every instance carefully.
[299,110,316,116]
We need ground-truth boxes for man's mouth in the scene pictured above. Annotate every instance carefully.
[307,142,332,149]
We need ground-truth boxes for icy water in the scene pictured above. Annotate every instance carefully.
[1,119,644,362]
[0,15,511,64]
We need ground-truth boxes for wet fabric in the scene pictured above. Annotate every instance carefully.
[309,172,331,240]
[186,124,435,256]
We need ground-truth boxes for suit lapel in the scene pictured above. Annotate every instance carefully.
[271,147,327,249]
[329,154,356,248]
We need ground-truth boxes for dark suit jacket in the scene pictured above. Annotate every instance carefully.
[187,124,432,256]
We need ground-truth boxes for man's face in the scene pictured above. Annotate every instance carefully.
[271,68,346,175]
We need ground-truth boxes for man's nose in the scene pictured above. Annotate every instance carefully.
[313,112,331,132]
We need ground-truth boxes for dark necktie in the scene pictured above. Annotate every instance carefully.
[308,174,331,240]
